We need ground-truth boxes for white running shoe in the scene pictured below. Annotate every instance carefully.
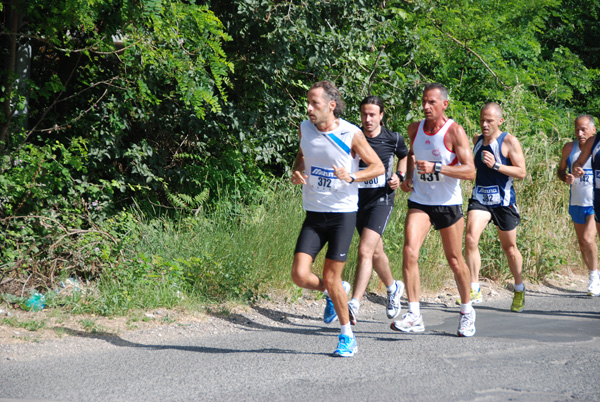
[588,276,600,297]
[386,280,405,319]
[457,309,476,337]
[390,311,424,333]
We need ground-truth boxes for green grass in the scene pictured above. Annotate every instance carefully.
[78,318,106,333]
[2,317,47,331]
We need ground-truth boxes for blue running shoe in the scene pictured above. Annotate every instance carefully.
[333,334,357,357]
[323,281,351,324]
[323,296,337,323]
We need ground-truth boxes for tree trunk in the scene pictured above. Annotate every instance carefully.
[0,1,19,145]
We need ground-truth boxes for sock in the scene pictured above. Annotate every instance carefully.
[514,283,525,292]
[408,302,420,316]
[349,298,360,309]
[323,289,329,297]
[386,281,397,293]
[590,270,599,279]
[460,301,473,314]
[471,282,480,292]
[340,323,353,337]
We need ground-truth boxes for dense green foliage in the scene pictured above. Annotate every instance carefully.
[1,0,599,309]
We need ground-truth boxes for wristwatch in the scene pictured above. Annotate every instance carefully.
[493,162,501,171]
[349,173,356,183]
[396,170,406,182]
[434,162,442,173]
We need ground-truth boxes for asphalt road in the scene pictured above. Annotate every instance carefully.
[1,284,599,402]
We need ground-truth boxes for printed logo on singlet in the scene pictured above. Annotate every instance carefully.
[595,171,600,189]
[311,167,336,178]
[432,149,441,157]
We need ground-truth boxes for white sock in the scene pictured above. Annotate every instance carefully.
[386,281,397,293]
[408,302,420,316]
[340,323,353,337]
[514,283,525,292]
[471,282,480,292]
[349,298,360,309]
[590,270,599,279]
[461,302,473,314]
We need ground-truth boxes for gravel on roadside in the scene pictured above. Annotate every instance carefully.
[0,269,591,359]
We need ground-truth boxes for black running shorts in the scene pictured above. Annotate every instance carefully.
[356,204,394,236]
[467,198,520,231]
[407,200,463,230]
[294,211,357,262]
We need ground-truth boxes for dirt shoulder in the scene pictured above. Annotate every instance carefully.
[0,268,590,348]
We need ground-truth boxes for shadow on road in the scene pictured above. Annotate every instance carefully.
[427,303,600,320]
[52,326,332,356]
[537,281,592,297]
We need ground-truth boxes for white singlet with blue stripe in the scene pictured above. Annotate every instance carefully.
[300,119,360,213]
[567,142,593,207]
[409,119,463,206]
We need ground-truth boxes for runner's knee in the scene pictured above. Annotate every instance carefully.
[291,270,308,288]
[357,243,375,260]
[464,232,479,250]
[446,256,465,273]
[403,244,420,266]
[501,243,520,258]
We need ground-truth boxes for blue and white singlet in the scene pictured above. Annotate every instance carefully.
[471,132,515,208]
[567,141,593,207]
[409,118,463,206]
[300,118,360,213]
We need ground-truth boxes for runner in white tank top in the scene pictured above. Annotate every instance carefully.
[409,118,462,206]
[559,114,599,296]
[391,83,476,338]
[290,81,384,357]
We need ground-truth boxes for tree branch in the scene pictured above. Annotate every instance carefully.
[35,88,110,133]
[436,26,508,89]
[363,45,386,96]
